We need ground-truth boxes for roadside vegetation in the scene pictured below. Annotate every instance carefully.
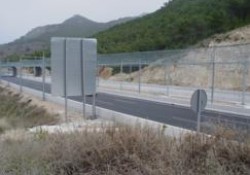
[0,86,58,133]
[0,85,249,174]
[0,124,249,175]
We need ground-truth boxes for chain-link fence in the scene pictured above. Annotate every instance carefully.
[97,43,250,106]
[0,43,250,132]
[1,43,249,107]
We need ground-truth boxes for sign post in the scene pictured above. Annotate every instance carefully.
[138,59,142,94]
[191,89,207,132]
[42,52,46,101]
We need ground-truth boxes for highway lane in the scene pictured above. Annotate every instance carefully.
[2,76,250,131]
[99,79,250,104]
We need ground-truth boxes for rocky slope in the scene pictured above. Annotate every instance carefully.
[198,25,250,47]
[109,25,250,91]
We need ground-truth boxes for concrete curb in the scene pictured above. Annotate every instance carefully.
[0,80,192,137]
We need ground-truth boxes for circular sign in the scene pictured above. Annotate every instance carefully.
[191,89,207,113]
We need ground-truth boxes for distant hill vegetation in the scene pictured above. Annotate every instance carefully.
[95,0,250,53]
[2,0,250,60]
[0,15,134,60]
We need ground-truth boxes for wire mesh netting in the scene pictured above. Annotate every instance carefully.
[1,43,250,106]
[97,43,250,106]
[1,43,250,132]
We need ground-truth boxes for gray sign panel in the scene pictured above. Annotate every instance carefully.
[66,38,82,96]
[51,37,66,96]
[82,39,97,95]
[51,37,97,96]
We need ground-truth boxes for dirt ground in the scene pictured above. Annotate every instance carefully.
[0,82,112,141]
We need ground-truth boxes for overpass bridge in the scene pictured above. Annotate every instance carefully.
[0,49,178,77]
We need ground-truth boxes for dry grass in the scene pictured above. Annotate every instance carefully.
[0,124,249,175]
[0,86,58,133]
[0,85,249,174]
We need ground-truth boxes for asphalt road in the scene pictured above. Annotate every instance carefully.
[2,76,250,131]
[99,79,250,105]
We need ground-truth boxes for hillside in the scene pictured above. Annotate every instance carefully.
[95,0,250,53]
[198,24,250,47]
[109,25,250,91]
[0,15,133,59]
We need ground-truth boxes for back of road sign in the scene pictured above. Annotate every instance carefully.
[51,37,97,96]
[51,38,65,96]
[191,89,207,113]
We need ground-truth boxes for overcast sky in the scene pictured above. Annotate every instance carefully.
[0,0,167,44]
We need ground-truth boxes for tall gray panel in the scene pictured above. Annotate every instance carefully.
[66,38,82,96]
[82,39,97,95]
[51,37,65,96]
[51,37,97,96]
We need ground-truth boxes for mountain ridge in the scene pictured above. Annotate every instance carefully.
[0,14,134,59]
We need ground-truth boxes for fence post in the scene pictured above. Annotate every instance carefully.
[120,60,123,91]
[242,60,247,105]
[210,44,215,105]
[92,89,96,119]
[19,57,23,93]
[97,65,100,89]
[138,59,142,94]
[0,59,2,84]
[42,52,46,101]
[165,63,170,96]
[6,59,9,87]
